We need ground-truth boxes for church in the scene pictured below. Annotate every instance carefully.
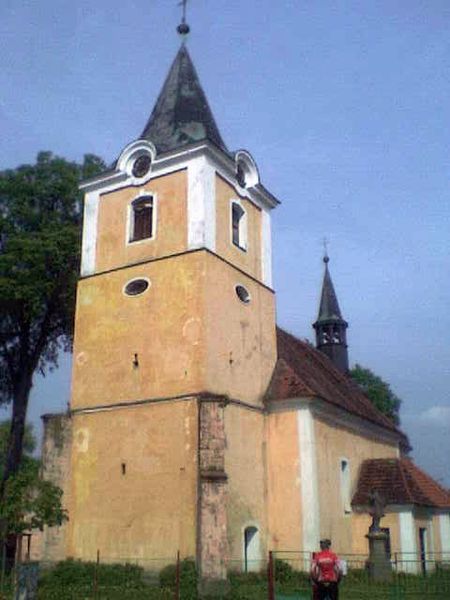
[36,23,450,589]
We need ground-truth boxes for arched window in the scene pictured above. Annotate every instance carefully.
[243,526,260,572]
[231,201,247,250]
[130,195,154,242]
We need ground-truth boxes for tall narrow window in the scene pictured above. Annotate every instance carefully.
[243,526,260,573]
[231,202,247,250]
[130,196,153,242]
[340,459,351,514]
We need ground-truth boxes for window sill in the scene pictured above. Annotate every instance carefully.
[232,241,247,253]
[127,236,155,246]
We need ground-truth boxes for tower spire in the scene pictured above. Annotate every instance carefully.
[313,252,349,372]
[140,44,226,154]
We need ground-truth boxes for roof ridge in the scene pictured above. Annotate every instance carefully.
[401,458,450,506]
[276,327,403,435]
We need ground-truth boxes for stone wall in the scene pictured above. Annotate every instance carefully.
[38,413,72,561]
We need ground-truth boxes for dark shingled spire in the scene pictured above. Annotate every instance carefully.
[141,45,226,154]
[313,255,349,373]
[316,257,344,323]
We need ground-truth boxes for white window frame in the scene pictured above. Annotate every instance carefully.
[126,190,157,246]
[340,457,352,515]
[230,199,248,251]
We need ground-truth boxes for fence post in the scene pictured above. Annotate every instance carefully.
[268,551,275,600]
[174,550,180,600]
[93,549,100,599]
[0,542,5,596]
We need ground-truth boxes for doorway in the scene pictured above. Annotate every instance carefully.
[419,527,427,575]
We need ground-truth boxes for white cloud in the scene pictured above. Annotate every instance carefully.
[415,405,450,426]
[403,404,450,427]
[402,405,450,487]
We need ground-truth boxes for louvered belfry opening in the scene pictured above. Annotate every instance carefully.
[131,196,153,242]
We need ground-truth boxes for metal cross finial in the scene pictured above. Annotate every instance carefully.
[323,237,330,264]
[180,0,187,23]
[177,0,190,36]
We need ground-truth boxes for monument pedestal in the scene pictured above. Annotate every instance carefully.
[366,531,392,582]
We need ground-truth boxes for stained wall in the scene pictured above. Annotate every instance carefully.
[314,417,399,554]
[95,169,188,273]
[67,399,198,562]
[224,405,267,569]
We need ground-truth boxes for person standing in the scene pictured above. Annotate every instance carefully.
[310,539,342,600]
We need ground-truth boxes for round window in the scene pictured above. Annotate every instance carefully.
[124,278,150,296]
[235,285,251,304]
[132,154,152,178]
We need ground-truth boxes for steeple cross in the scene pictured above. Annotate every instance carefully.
[179,0,188,25]
[177,0,190,36]
[323,237,330,264]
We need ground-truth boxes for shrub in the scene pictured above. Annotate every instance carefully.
[274,559,295,583]
[39,558,145,588]
[159,558,197,599]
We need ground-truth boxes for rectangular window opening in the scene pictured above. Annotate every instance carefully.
[130,196,153,242]
[121,462,126,476]
[231,202,247,250]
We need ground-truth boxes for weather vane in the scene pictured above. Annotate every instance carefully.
[177,0,190,37]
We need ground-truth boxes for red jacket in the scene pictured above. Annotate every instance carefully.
[311,550,341,583]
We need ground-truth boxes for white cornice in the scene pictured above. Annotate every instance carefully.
[79,140,280,210]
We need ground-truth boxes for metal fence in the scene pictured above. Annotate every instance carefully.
[270,550,450,600]
[0,549,449,599]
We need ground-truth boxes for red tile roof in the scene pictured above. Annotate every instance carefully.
[352,458,450,509]
[266,328,406,441]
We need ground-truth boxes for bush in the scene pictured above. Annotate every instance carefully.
[159,558,197,599]
[274,559,295,583]
[38,558,146,590]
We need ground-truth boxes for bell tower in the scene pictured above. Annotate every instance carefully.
[66,28,280,574]
[313,253,349,372]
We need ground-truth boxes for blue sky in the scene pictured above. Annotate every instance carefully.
[1,1,449,485]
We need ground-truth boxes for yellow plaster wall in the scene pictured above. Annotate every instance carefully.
[267,410,302,551]
[72,250,276,410]
[67,400,198,561]
[314,417,399,554]
[215,176,262,281]
[71,252,206,410]
[95,170,187,273]
[225,405,267,565]
[203,253,276,406]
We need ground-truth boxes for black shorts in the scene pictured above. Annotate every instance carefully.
[317,581,339,600]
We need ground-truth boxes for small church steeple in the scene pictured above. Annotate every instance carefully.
[313,253,349,372]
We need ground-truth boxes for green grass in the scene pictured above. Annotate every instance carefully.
[1,560,449,600]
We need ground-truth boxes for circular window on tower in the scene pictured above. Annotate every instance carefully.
[132,154,152,178]
[123,278,150,297]
[235,284,251,304]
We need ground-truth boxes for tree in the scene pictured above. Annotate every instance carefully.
[350,364,401,425]
[0,420,67,536]
[0,151,105,500]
